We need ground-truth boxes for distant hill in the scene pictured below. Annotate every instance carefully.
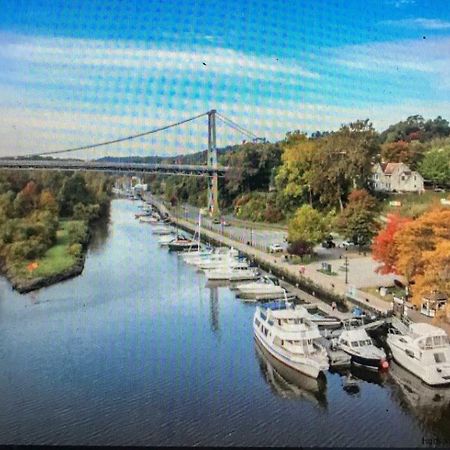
[96,145,238,165]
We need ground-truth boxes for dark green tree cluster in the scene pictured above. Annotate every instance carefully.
[0,170,112,267]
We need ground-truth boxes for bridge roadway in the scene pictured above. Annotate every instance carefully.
[0,159,229,176]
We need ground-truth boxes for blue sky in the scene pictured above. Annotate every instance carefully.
[1,0,450,157]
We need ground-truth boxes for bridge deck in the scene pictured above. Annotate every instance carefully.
[0,159,229,176]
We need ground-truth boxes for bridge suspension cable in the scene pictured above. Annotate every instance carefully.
[21,111,209,158]
[216,112,260,141]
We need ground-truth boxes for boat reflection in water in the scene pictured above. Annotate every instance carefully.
[389,361,450,440]
[254,338,327,409]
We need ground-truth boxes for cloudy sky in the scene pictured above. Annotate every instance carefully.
[1,0,450,158]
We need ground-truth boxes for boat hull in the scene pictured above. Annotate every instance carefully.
[253,326,327,379]
[168,242,200,252]
[387,336,450,386]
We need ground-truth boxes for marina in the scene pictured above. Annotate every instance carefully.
[1,198,450,447]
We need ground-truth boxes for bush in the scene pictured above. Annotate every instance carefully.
[66,221,88,245]
[287,239,314,257]
[67,243,82,258]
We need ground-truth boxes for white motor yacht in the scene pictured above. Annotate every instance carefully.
[253,301,329,379]
[337,320,388,371]
[387,319,450,386]
[235,275,286,300]
[182,249,214,264]
[204,262,258,281]
[196,252,242,271]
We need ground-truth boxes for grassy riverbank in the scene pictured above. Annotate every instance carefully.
[4,220,88,293]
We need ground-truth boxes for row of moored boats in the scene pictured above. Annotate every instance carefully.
[137,201,450,387]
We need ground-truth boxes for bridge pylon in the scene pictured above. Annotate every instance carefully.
[207,109,219,217]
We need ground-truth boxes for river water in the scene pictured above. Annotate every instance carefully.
[1,199,450,447]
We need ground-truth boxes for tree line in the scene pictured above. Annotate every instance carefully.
[0,170,113,271]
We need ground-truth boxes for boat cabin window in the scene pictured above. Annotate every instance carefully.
[359,340,372,346]
[255,318,260,327]
[260,312,266,321]
[418,335,449,349]
[351,341,359,347]
[434,353,446,363]
[341,340,348,346]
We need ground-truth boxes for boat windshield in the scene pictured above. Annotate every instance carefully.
[418,335,449,349]
[351,341,359,347]
[359,339,372,346]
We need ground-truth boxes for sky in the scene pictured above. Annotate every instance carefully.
[1,0,450,158]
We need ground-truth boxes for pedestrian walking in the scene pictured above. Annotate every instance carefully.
[331,301,336,312]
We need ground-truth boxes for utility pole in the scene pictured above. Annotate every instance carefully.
[207,109,219,218]
[344,256,349,284]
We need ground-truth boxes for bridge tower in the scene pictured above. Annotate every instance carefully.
[207,109,219,217]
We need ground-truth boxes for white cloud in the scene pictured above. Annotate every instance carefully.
[381,18,450,30]
[0,33,319,84]
[331,36,450,86]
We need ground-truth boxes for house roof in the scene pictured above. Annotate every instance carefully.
[423,291,449,302]
[382,162,403,175]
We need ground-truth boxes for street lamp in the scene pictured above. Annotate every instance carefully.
[344,256,349,284]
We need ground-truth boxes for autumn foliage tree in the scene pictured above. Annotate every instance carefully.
[373,208,450,304]
[372,214,412,274]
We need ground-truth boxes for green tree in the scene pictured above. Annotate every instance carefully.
[309,120,380,211]
[58,174,92,217]
[288,205,330,243]
[419,146,450,186]
[336,189,380,247]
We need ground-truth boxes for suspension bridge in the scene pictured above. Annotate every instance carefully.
[0,109,264,216]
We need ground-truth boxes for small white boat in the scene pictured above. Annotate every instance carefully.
[151,226,173,235]
[337,321,388,371]
[253,301,329,379]
[387,319,450,386]
[204,263,258,281]
[235,275,286,300]
[181,249,213,263]
[140,216,159,224]
[158,234,176,246]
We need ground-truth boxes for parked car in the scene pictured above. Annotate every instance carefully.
[341,239,355,249]
[434,187,446,193]
[269,243,284,253]
[212,217,221,224]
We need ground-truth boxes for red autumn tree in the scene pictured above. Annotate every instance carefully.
[372,214,412,274]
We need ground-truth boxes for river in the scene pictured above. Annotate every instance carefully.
[1,199,449,447]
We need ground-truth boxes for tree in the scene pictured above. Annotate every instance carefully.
[275,132,317,211]
[411,240,450,303]
[380,140,425,168]
[336,189,380,247]
[287,239,313,257]
[394,208,450,302]
[419,146,450,186]
[39,189,59,214]
[58,174,92,217]
[309,120,380,210]
[372,214,412,274]
[288,205,330,243]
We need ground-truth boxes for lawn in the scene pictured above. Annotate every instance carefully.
[13,220,83,280]
[360,286,406,303]
[381,191,448,218]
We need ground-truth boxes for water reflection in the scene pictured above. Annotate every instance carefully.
[254,338,327,409]
[389,361,450,440]
[208,286,220,333]
[88,212,111,252]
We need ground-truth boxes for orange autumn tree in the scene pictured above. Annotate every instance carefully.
[372,214,412,274]
[394,208,450,304]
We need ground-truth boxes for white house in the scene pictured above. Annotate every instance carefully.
[372,162,424,193]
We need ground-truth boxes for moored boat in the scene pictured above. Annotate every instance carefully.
[387,318,450,386]
[253,301,329,379]
[337,320,388,371]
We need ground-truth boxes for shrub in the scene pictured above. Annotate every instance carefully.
[287,239,313,257]
[67,243,82,258]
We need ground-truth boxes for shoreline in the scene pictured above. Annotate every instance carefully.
[5,251,87,294]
